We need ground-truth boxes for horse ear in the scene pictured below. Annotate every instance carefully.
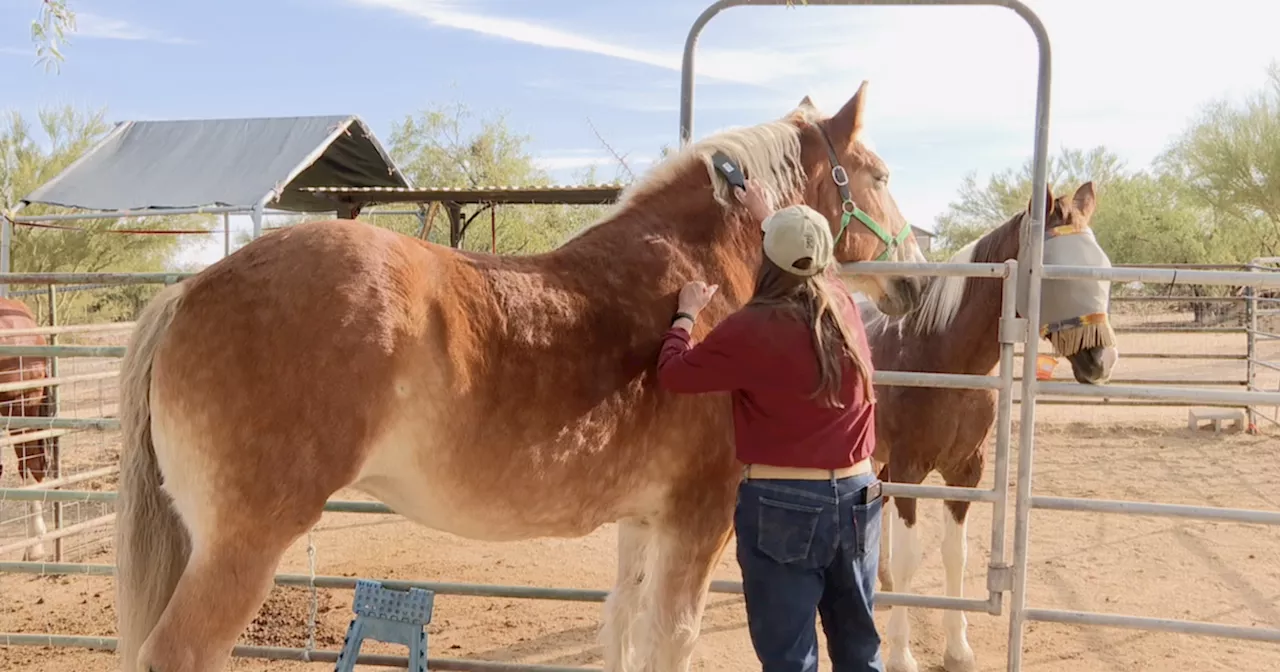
[828,80,869,147]
[1072,181,1098,220]
[1027,184,1056,216]
[785,95,820,124]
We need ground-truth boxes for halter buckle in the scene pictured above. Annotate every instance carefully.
[841,199,857,215]
[831,165,849,187]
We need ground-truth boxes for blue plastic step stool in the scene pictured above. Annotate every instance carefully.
[334,579,435,672]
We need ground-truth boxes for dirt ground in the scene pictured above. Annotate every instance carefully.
[1,317,1278,671]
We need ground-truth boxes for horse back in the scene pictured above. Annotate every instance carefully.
[0,298,48,411]
[148,220,733,536]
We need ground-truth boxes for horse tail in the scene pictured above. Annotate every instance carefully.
[115,282,190,670]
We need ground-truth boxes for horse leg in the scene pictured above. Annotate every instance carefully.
[121,398,325,670]
[17,442,48,562]
[137,517,310,672]
[938,500,976,672]
[22,495,47,561]
[875,466,894,592]
[640,492,734,672]
[127,428,326,672]
[878,495,894,592]
[884,496,922,672]
[602,517,656,672]
[938,459,982,672]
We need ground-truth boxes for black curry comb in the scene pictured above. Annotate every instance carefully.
[710,150,746,191]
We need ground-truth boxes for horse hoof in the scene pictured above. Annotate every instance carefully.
[886,650,919,672]
[944,646,977,672]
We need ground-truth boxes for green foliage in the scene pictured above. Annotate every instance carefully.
[931,147,1127,258]
[1,105,210,322]
[935,63,1280,268]
[31,0,76,73]
[1088,173,1213,266]
[1156,62,1280,258]
[932,148,1222,267]
[369,101,612,255]
[390,101,549,192]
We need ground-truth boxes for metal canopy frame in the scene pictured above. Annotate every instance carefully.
[301,184,627,208]
[301,184,628,249]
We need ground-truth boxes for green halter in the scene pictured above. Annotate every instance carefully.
[819,124,913,261]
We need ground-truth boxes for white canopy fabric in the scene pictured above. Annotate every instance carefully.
[21,114,410,213]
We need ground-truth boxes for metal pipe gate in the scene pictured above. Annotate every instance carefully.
[678,1,1280,669]
[1247,257,1280,430]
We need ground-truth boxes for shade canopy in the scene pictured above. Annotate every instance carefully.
[21,115,410,214]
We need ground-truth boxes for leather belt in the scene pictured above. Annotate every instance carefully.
[743,459,872,481]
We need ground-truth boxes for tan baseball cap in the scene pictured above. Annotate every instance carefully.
[761,205,835,277]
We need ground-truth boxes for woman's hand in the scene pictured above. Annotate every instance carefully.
[734,179,773,223]
[678,281,719,319]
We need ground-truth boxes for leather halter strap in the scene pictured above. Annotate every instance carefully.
[817,123,912,261]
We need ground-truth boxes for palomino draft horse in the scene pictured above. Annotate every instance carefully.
[115,82,927,672]
[0,296,58,562]
[859,183,1118,672]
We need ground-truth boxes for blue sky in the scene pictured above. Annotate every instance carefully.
[4,0,1280,267]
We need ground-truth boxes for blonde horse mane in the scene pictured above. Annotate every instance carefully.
[908,238,981,336]
[566,105,822,241]
[907,211,1031,336]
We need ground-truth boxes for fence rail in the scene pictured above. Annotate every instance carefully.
[2,254,1280,667]
[1004,260,1280,665]
[1020,610,1280,645]
[0,371,116,395]
[1247,257,1280,429]
[0,258,1025,665]
[0,634,592,672]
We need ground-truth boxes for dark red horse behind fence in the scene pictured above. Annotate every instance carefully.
[0,296,58,561]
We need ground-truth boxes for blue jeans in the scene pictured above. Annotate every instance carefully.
[734,472,885,672]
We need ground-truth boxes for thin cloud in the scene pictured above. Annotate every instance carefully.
[348,1,670,65]
[346,0,1280,229]
[343,0,1280,145]
[525,79,784,115]
[344,0,794,85]
[77,12,195,45]
[347,1,1030,130]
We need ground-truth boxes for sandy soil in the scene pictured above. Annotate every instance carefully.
[1,314,1278,671]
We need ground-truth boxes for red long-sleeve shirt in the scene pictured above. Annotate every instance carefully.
[656,285,877,470]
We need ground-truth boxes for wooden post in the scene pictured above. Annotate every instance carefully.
[414,206,429,240]
[447,202,464,248]
[336,202,363,220]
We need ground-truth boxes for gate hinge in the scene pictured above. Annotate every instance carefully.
[987,563,1013,593]
[999,317,1028,345]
